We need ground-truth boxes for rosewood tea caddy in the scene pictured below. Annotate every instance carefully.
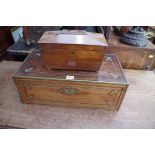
[38,30,108,71]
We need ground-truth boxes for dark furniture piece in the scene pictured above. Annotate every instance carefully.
[0,26,14,61]
[7,26,61,61]
[7,39,38,61]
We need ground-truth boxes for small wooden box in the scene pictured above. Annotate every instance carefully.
[13,51,128,110]
[38,30,108,71]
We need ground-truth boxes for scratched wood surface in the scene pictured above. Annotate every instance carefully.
[0,61,155,128]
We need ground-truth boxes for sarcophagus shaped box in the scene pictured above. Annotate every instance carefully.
[38,30,108,71]
[13,51,128,110]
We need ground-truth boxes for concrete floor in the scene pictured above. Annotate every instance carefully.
[0,61,155,128]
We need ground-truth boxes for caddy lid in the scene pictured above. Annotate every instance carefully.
[38,30,108,47]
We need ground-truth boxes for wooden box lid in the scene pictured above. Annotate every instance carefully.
[38,30,108,50]
[13,51,128,85]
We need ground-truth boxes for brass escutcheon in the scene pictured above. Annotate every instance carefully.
[108,89,120,95]
[60,87,79,95]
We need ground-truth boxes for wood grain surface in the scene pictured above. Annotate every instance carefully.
[0,61,155,128]
[38,31,108,71]
[14,51,128,84]
[106,32,155,70]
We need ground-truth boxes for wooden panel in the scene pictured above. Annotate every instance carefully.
[107,47,155,70]
[107,31,155,70]
[42,48,104,71]
[14,51,128,84]
[14,78,127,110]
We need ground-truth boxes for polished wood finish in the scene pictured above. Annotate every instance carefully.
[106,31,155,70]
[38,31,108,71]
[13,51,128,110]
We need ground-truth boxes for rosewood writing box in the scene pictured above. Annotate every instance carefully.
[13,51,129,110]
[38,30,108,71]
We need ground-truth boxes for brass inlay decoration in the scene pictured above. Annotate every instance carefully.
[106,89,121,106]
[23,83,32,90]
[27,96,33,100]
[23,83,33,100]
[110,73,118,78]
[60,86,79,95]
[25,67,34,72]
[107,101,113,106]
[106,56,112,61]
[109,89,120,95]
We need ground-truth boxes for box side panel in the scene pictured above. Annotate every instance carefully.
[42,48,105,71]
[13,77,127,110]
